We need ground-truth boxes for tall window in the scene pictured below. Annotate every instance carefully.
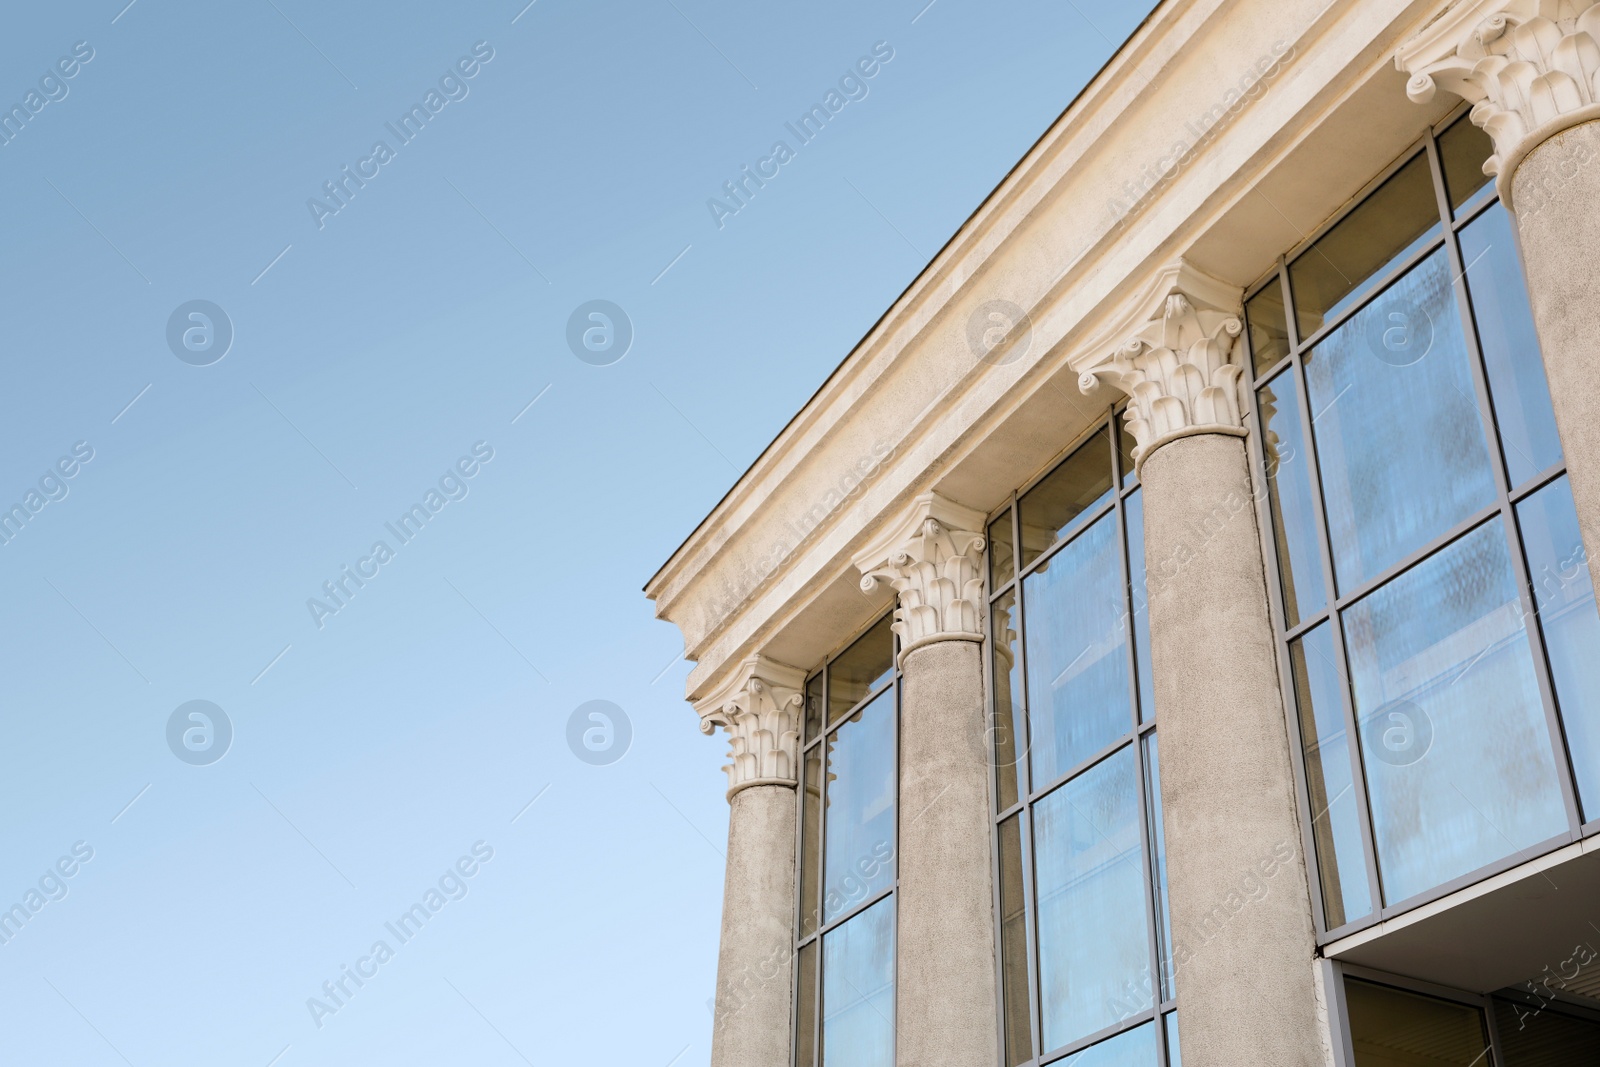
[988,413,1179,1067]
[1245,110,1600,939]
[793,613,899,1067]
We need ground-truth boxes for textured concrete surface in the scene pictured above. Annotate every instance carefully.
[710,783,796,1067]
[1513,119,1600,591]
[1141,432,1324,1067]
[897,639,999,1067]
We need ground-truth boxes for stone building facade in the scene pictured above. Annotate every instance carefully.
[646,1,1600,1063]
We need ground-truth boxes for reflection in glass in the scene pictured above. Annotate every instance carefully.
[1144,735,1173,1001]
[1125,490,1156,722]
[991,509,1016,590]
[1024,514,1131,785]
[1438,113,1495,217]
[1290,625,1372,927]
[1164,1013,1181,1067]
[800,740,823,937]
[820,897,895,1067]
[1246,280,1291,378]
[1346,980,1489,1066]
[823,691,896,923]
[1461,203,1561,487]
[796,939,819,1067]
[1035,748,1149,1051]
[806,672,824,743]
[1305,249,1496,590]
[1117,413,1139,488]
[1494,995,1600,1061]
[828,615,894,725]
[1060,1019,1157,1066]
[1517,477,1600,815]
[1342,522,1566,904]
[1020,430,1114,569]
[999,815,1033,1067]
[1289,151,1441,338]
[1258,370,1325,625]
[993,589,1027,810]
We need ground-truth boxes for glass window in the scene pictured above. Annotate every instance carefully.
[1163,1013,1181,1067]
[1024,512,1131,785]
[1117,413,1139,488]
[800,740,823,938]
[1289,625,1371,928]
[806,672,824,743]
[1460,203,1561,487]
[823,690,897,923]
[1061,1020,1158,1065]
[1438,113,1495,218]
[1494,995,1600,1062]
[1258,370,1326,625]
[1305,248,1497,591]
[1143,735,1173,1000]
[820,898,895,1067]
[1517,476,1600,816]
[796,940,819,1067]
[998,815,1032,1067]
[1246,280,1291,378]
[992,588,1027,811]
[828,615,894,724]
[1035,747,1149,1051]
[990,508,1017,589]
[1019,430,1115,570]
[1289,150,1441,339]
[1346,980,1491,1066]
[1125,490,1156,723]
[1342,521,1566,904]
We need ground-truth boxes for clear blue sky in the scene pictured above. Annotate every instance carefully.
[0,1,1153,1063]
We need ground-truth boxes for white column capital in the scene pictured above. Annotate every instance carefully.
[1079,267,1246,474]
[1398,0,1600,207]
[695,655,806,798]
[854,492,987,661]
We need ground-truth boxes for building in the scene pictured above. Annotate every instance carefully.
[643,1,1600,1063]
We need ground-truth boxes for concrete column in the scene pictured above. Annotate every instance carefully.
[1082,278,1324,1067]
[856,494,999,1067]
[1399,0,1600,585]
[697,656,807,1067]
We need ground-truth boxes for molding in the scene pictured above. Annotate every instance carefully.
[1397,0,1600,208]
[1078,262,1247,474]
[854,492,988,659]
[694,655,806,798]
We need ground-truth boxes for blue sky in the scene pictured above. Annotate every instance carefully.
[0,1,1153,1063]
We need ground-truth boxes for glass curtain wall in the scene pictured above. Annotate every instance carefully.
[1245,110,1600,941]
[988,411,1179,1067]
[793,613,899,1067]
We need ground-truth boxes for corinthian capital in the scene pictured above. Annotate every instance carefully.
[854,492,987,659]
[1079,281,1246,473]
[695,655,806,798]
[1398,0,1600,204]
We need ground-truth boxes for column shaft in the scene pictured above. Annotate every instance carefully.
[1141,433,1323,1067]
[1510,120,1600,584]
[896,638,999,1067]
[711,784,796,1067]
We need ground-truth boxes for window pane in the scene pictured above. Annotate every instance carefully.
[806,673,824,743]
[829,615,894,724]
[1289,151,1442,338]
[1144,735,1173,1002]
[1517,476,1600,816]
[796,939,819,1067]
[800,740,823,938]
[823,690,896,923]
[1342,521,1567,904]
[1059,1019,1157,1065]
[1125,490,1156,722]
[1460,202,1562,486]
[998,815,1033,1067]
[1494,995,1600,1062]
[1117,412,1139,488]
[1438,113,1495,217]
[1246,279,1292,379]
[1289,625,1372,927]
[1164,1013,1181,1067]
[1306,249,1497,590]
[820,897,895,1067]
[1346,980,1490,1066]
[991,509,1016,589]
[1020,429,1115,570]
[1258,370,1326,625]
[1024,513,1132,785]
[993,589,1026,810]
[1035,747,1150,1051]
